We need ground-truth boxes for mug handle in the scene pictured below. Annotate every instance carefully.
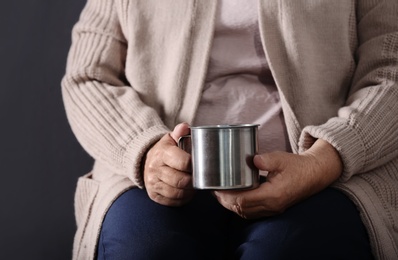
[178,135,191,154]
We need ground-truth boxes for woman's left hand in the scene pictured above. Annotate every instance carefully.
[213,139,343,219]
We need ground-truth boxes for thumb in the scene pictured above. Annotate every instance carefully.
[253,153,282,172]
[170,122,190,143]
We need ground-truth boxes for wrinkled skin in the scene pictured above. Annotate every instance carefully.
[143,123,194,206]
[144,123,343,219]
[214,140,343,219]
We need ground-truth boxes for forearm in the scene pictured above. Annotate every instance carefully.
[62,0,169,185]
[302,138,343,190]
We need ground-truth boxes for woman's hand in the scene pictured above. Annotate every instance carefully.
[213,139,343,219]
[143,123,194,207]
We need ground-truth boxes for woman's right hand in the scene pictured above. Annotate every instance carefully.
[143,123,195,206]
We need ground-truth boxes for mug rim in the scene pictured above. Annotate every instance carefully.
[190,124,260,129]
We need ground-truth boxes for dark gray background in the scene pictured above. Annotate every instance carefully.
[0,1,94,259]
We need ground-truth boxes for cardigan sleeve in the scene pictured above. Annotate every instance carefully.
[61,0,169,188]
[299,0,398,182]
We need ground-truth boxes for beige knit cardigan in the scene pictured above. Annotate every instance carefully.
[62,0,398,259]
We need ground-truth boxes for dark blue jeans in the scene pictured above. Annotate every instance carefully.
[97,187,373,260]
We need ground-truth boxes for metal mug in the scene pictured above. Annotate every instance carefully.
[178,124,260,190]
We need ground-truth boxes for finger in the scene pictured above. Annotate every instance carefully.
[146,133,191,171]
[214,189,259,209]
[148,174,195,205]
[214,192,239,211]
[213,197,280,219]
[253,152,284,172]
[157,165,193,189]
[156,180,195,200]
[213,191,254,218]
[235,205,277,219]
[148,190,195,207]
[162,145,191,172]
[214,189,282,219]
[145,162,189,189]
[146,171,195,205]
[170,122,190,143]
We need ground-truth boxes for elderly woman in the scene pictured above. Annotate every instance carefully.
[62,0,398,259]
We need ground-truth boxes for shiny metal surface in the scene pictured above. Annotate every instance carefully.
[179,124,259,190]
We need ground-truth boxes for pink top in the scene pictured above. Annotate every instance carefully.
[193,0,291,154]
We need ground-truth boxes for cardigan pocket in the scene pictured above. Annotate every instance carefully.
[74,172,99,228]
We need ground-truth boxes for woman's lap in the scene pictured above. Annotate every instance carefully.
[227,188,373,259]
[97,188,373,260]
[97,189,231,260]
